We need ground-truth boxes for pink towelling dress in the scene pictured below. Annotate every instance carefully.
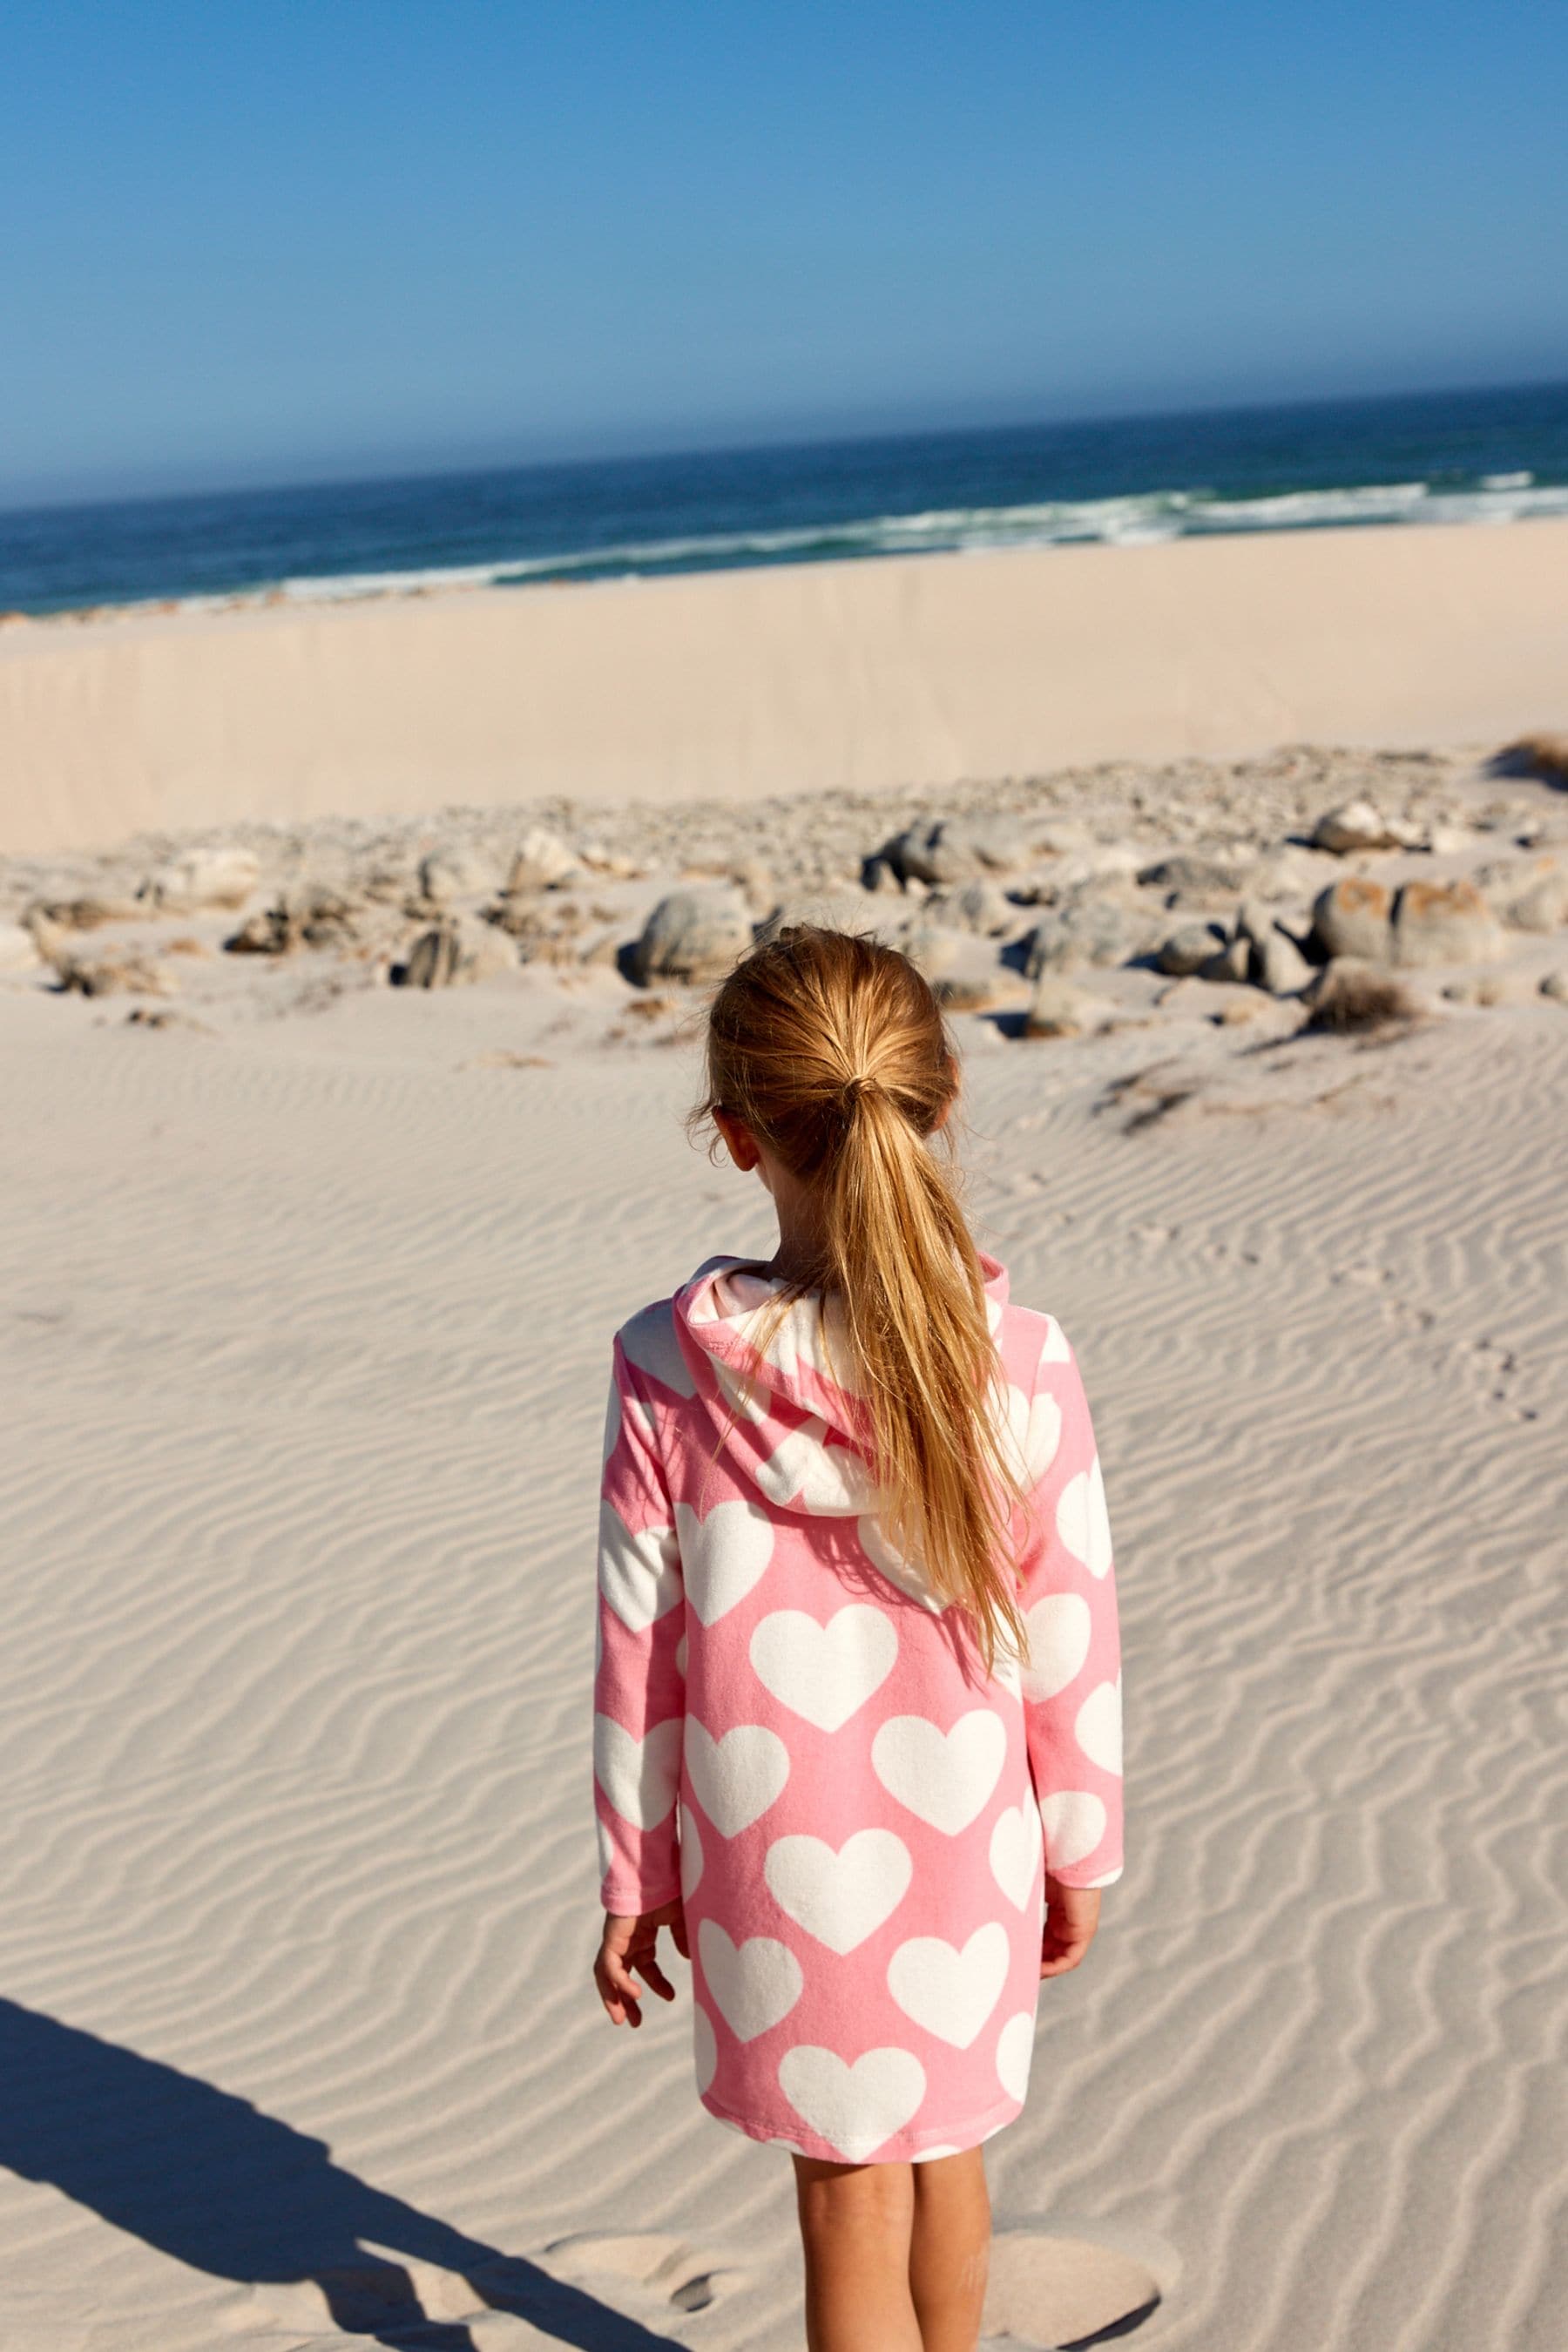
[592,1253,1124,2166]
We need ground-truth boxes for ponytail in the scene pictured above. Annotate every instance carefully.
[696,926,1028,1673]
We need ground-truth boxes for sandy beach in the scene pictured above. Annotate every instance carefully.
[3,517,1567,857]
[0,534,1565,2347]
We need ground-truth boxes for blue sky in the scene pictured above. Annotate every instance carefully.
[3,0,1565,504]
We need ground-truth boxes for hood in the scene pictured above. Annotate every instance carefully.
[672,1251,1010,1526]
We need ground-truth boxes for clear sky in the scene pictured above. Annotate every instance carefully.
[4,0,1565,504]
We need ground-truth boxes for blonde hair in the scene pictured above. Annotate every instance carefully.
[695,925,1027,1672]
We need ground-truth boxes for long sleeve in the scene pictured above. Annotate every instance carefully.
[592,1335,686,1914]
[1013,1324,1125,1889]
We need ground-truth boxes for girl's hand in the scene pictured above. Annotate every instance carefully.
[1040,1876,1101,1977]
[594,1897,689,2027]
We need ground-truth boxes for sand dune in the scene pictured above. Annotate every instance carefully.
[3,517,1568,855]
[0,927,1563,2344]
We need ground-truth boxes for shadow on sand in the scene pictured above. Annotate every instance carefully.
[0,1997,676,2349]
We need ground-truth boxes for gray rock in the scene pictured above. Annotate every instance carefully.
[1023,977,1103,1037]
[1483,858,1568,932]
[877,814,1026,887]
[0,921,39,970]
[1137,852,1244,896]
[504,827,579,893]
[1254,924,1313,995]
[929,879,1015,937]
[1199,936,1252,983]
[631,888,754,985]
[1390,879,1504,968]
[398,921,463,988]
[1539,970,1568,1003]
[418,848,491,903]
[1311,876,1394,963]
[52,948,176,998]
[142,845,260,912]
[1311,799,1405,854]
[396,915,516,988]
[1156,921,1226,977]
[1023,897,1139,976]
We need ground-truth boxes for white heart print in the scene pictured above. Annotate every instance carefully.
[597,1498,681,1636]
[685,1720,790,1837]
[749,1605,898,1732]
[989,1799,1043,1910]
[1039,1789,1107,1871]
[1020,1592,1092,1701]
[764,1829,912,1955]
[1074,1675,1123,1774]
[870,1710,1007,1835]
[995,2011,1036,2104]
[593,1713,681,1829]
[887,1923,1011,2050]
[698,1920,803,2042]
[676,1497,774,1626]
[679,1801,704,1900]
[1056,1456,1112,1578]
[778,2046,927,2162]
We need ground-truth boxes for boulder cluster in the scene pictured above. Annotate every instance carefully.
[3,744,1565,1045]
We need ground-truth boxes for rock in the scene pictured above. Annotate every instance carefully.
[876,814,1026,887]
[143,846,260,911]
[1311,800,1405,854]
[1023,977,1104,1037]
[52,948,176,998]
[505,828,579,893]
[1539,970,1568,1003]
[418,848,490,903]
[1311,876,1394,963]
[932,967,1031,1015]
[928,880,1015,937]
[398,922,463,988]
[1199,936,1251,983]
[730,858,776,916]
[578,840,640,878]
[1137,852,1243,896]
[1442,972,1530,1007]
[1391,878,1504,968]
[0,921,39,970]
[1156,921,1226,977]
[1233,900,1312,993]
[225,905,294,956]
[862,855,902,895]
[1244,843,1338,901]
[630,888,754,986]
[901,923,970,983]
[1477,857,1568,933]
[1023,897,1141,975]
[395,916,516,988]
[24,894,140,931]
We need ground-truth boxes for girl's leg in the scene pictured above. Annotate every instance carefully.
[909,2149,990,2352]
[792,2154,923,2352]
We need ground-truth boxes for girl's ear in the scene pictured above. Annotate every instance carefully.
[713,1107,762,1173]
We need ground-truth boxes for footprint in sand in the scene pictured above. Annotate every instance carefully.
[544,2229,746,2315]
[981,2227,1174,2349]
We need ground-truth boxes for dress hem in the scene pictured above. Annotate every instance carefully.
[698,2082,1024,2165]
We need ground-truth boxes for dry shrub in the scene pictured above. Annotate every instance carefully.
[1490,733,1568,786]
[1303,963,1419,1036]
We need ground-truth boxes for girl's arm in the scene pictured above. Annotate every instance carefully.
[1013,1326,1125,1894]
[592,1333,686,1918]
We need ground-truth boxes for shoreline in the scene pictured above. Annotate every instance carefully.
[3,517,1566,857]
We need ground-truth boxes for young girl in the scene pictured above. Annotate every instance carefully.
[591,927,1123,2352]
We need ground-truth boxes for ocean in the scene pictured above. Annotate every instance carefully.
[3,380,1565,620]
